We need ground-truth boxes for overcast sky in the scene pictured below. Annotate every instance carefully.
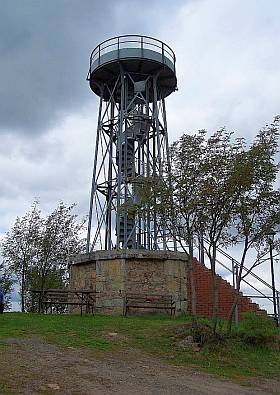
[1,0,280,309]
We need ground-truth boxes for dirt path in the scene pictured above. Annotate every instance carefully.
[0,337,278,395]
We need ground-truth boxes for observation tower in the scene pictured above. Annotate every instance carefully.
[86,35,177,252]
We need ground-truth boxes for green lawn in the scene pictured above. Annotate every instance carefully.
[0,313,279,381]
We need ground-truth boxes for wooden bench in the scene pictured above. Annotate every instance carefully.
[30,289,96,316]
[124,293,176,317]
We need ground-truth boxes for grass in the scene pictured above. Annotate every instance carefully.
[0,312,279,381]
[0,383,15,394]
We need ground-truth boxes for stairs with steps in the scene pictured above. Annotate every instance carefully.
[188,258,265,320]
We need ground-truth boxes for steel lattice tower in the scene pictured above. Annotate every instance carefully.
[86,35,177,252]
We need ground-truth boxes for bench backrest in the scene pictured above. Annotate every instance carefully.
[125,294,174,303]
[42,290,96,304]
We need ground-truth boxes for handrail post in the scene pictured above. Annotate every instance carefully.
[232,259,236,288]
[98,45,100,66]
[199,233,205,265]
[89,54,92,77]
[277,291,280,326]
[141,36,143,58]
[232,259,239,326]
[161,42,164,64]
[118,37,120,58]
[269,236,278,326]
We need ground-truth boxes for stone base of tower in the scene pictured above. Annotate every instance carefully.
[70,250,189,315]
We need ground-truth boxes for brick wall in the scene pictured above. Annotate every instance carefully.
[189,258,262,320]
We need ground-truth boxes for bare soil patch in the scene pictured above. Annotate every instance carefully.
[1,336,278,394]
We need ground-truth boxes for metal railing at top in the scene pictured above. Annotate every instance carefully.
[89,35,176,74]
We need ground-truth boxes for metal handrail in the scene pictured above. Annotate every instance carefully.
[198,238,279,323]
[89,35,176,74]
[199,238,277,291]
[215,256,274,301]
[211,242,279,293]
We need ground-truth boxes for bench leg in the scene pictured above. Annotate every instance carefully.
[123,297,128,317]
[124,305,129,317]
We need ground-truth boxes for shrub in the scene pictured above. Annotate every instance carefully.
[238,312,279,346]
[191,323,212,344]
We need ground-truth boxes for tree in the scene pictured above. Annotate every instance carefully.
[32,203,85,304]
[194,130,246,335]
[138,129,245,335]
[135,118,280,336]
[1,201,42,312]
[227,118,280,332]
[0,260,14,310]
[167,131,207,330]
[133,160,201,329]
[1,201,85,312]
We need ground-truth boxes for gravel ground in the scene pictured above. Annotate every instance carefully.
[0,337,278,395]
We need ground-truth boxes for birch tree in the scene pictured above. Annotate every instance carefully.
[33,202,85,294]
[0,260,14,310]
[1,201,42,312]
[1,201,85,312]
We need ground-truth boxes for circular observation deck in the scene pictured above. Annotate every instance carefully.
[87,35,177,101]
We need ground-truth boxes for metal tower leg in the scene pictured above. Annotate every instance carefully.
[86,90,103,253]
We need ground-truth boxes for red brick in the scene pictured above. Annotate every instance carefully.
[188,258,264,320]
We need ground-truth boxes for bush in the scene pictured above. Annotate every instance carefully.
[191,323,212,344]
[238,312,279,346]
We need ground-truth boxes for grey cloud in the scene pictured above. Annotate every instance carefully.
[0,0,185,136]
[0,0,115,134]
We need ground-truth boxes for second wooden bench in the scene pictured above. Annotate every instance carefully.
[124,293,176,317]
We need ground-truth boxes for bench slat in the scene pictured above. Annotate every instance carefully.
[124,293,176,318]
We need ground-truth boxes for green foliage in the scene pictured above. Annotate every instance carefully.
[238,312,279,346]
[1,201,85,312]
[0,264,14,310]
[1,201,42,312]
[118,198,139,217]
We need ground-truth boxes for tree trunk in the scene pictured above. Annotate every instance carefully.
[227,241,248,333]
[211,271,219,336]
[210,246,219,337]
[38,270,47,313]
[21,270,25,313]
[227,292,240,333]
[189,256,198,330]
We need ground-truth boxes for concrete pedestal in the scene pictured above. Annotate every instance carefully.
[70,250,189,315]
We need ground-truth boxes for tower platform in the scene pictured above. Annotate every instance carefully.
[87,35,177,100]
